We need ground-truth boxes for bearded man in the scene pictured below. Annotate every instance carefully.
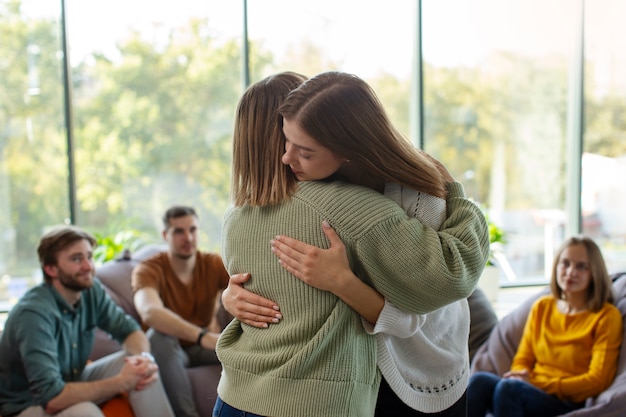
[0,225,174,417]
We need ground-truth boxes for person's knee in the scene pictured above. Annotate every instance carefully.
[472,371,496,381]
[469,371,496,392]
[494,378,519,399]
[147,328,174,344]
[469,371,489,385]
[147,330,180,356]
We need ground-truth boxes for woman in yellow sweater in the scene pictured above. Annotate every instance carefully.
[467,235,623,417]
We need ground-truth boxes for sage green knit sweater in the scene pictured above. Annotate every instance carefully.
[217,180,489,417]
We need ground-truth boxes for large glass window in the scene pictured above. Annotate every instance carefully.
[67,0,244,253]
[1,0,246,318]
[2,0,626,322]
[1,1,68,310]
[246,0,417,136]
[583,0,626,272]
[423,0,579,284]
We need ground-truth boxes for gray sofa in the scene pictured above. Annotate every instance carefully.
[471,272,626,417]
[90,244,232,417]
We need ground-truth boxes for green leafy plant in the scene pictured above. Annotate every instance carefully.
[485,212,506,266]
[92,230,148,265]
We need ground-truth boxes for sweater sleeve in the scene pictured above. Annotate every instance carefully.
[14,308,67,408]
[510,298,543,373]
[363,186,445,336]
[131,256,164,294]
[362,300,427,338]
[355,182,490,314]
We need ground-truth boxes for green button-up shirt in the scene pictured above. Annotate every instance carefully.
[0,279,139,416]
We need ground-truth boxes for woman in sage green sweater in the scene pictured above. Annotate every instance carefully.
[214,71,489,417]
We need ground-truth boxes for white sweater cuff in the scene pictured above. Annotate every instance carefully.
[363,300,426,339]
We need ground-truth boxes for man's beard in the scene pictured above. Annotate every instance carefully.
[174,246,196,260]
[174,252,194,261]
[58,269,94,292]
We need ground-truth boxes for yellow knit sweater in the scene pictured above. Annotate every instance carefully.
[511,295,623,403]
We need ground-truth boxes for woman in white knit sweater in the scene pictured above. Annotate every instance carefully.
[222,71,476,416]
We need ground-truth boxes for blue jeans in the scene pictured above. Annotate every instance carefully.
[467,371,582,417]
[212,397,265,417]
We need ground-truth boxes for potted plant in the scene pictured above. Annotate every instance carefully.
[487,213,506,266]
[478,212,506,303]
[92,230,148,265]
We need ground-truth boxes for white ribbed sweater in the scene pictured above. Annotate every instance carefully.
[367,183,470,413]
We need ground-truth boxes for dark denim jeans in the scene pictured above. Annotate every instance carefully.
[212,397,265,417]
[467,371,582,417]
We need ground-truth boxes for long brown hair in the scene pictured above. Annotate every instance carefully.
[231,71,308,206]
[279,71,446,198]
[549,235,614,311]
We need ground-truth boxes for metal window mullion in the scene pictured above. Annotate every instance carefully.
[565,0,585,237]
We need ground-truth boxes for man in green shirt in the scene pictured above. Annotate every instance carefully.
[0,225,174,417]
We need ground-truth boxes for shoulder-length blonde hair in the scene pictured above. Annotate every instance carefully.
[549,235,614,311]
[279,71,446,198]
[231,71,307,206]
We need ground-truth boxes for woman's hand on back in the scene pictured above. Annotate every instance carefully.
[271,221,385,324]
[222,273,282,328]
[271,221,353,293]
